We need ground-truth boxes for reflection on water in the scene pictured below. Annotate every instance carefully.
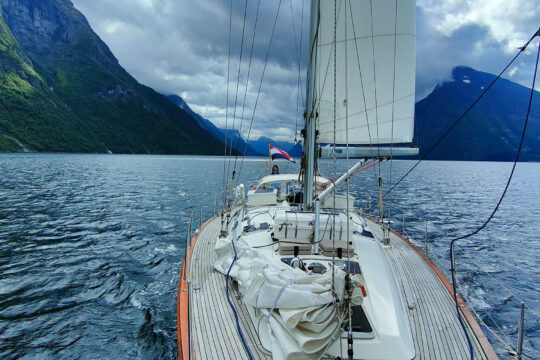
[0,154,538,359]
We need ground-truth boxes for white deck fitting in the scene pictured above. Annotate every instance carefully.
[187,215,490,359]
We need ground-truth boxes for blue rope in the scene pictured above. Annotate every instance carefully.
[225,236,254,360]
[449,29,540,360]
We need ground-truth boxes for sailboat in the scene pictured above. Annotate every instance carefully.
[177,0,498,359]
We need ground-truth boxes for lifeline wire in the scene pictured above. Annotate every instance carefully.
[450,29,540,360]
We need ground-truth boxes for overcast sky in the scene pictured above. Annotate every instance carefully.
[71,0,539,142]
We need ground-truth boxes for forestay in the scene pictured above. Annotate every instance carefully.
[314,0,416,145]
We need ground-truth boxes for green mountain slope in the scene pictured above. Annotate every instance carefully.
[0,10,94,151]
[0,0,224,154]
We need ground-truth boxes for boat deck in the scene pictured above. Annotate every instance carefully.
[187,217,271,360]
[181,215,497,360]
[366,218,495,360]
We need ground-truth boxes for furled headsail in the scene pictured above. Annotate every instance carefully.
[310,0,418,157]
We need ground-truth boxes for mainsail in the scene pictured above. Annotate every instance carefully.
[311,0,416,146]
[303,0,417,207]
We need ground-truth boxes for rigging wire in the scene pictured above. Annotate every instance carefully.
[343,3,354,359]
[347,0,378,186]
[368,0,381,177]
[331,0,337,295]
[384,28,540,198]
[222,0,233,218]
[292,0,305,141]
[225,0,249,178]
[449,30,540,360]
[387,0,398,229]
[224,0,249,213]
[232,0,261,174]
[236,0,283,182]
[316,0,342,132]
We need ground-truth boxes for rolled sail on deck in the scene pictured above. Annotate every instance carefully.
[314,0,416,146]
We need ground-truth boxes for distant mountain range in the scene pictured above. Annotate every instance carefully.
[0,0,224,154]
[166,95,259,156]
[248,136,303,157]
[0,1,537,161]
[169,65,540,162]
[167,94,302,158]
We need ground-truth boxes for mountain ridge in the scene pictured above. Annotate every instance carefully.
[0,0,225,154]
[168,94,302,158]
[413,66,540,161]
[166,94,259,156]
[0,1,537,160]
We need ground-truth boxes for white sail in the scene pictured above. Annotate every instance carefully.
[314,0,416,146]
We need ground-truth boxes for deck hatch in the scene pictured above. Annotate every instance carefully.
[344,305,373,333]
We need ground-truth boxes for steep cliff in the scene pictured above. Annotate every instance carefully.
[167,94,259,155]
[0,8,93,151]
[0,0,224,154]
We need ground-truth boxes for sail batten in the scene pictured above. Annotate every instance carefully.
[314,0,416,146]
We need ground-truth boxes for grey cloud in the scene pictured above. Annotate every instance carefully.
[72,0,308,142]
[416,4,540,99]
[72,0,538,142]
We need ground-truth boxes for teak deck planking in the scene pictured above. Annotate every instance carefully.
[180,215,496,359]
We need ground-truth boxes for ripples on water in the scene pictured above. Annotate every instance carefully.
[0,154,538,359]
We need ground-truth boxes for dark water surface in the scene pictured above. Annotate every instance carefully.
[0,154,538,359]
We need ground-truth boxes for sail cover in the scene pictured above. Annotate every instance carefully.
[314,0,416,145]
[214,235,366,359]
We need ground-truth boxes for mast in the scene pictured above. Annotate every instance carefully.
[303,0,319,210]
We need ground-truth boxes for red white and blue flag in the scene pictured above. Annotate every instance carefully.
[269,145,296,163]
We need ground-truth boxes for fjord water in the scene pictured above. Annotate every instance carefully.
[0,154,538,359]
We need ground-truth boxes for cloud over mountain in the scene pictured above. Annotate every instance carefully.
[72,0,540,142]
